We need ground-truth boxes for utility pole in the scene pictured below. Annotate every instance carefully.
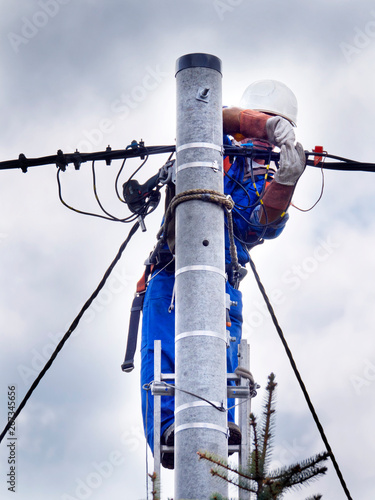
[174,53,227,499]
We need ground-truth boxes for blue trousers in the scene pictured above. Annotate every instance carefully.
[140,269,243,452]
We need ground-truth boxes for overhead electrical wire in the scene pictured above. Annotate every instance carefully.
[0,144,175,172]
[1,142,375,173]
[219,171,352,498]
[247,254,353,500]
[0,221,140,444]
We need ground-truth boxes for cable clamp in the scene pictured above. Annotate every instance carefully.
[56,149,68,171]
[234,367,260,398]
[105,145,112,166]
[18,153,28,173]
[313,145,325,166]
[159,159,176,185]
[72,150,82,170]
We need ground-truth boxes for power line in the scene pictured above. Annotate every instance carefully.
[1,143,375,173]
[0,144,175,172]
[248,254,353,500]
[0,221,139,444]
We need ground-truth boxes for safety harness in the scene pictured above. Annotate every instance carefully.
[121,247,175,372]
[121,182,176,373]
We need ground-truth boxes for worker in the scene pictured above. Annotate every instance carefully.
[140,80,306,469]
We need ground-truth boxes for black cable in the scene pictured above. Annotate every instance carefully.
[125,152,149,185]
[0,221,140,444]
[91,161,138,223]
[57,167,138,223]
[223,166,275,249]
[92,160,126,221]
[306,151,361,163]
[224,145,273,211]
[2,145,375,173]
[143,382,226,413]
[247,254,353,500]
[0,145,175,172]
[224,169,256,210]
[115,158,127,203]
[57,166,141,223]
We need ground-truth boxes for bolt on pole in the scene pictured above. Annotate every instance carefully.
[174,53,228,499]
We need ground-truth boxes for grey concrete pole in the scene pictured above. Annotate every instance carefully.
[174,53,228,499]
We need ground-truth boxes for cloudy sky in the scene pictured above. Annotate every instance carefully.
[1,1,375,499]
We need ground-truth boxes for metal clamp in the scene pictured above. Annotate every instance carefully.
[175,422,228,436]
[177,160,222,173]
[176,142,223,154]
[176,264,226,279]
[176,330,227,343]
[159,159,176,185]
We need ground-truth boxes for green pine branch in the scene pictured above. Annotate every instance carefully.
[199,372,328,500]
[259,372,277,472]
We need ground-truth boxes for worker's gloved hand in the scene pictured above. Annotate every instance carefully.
[266,116,295,147]
[274,142,306,186]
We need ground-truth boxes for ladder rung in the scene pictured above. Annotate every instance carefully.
[228,444,241,453]
[151,381,250,398]
[161,445,174,452]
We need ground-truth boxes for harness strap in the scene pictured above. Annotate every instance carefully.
[121,265,153,373]
[121,293,145,372]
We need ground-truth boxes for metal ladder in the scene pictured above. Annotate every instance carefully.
[151,338,253,499]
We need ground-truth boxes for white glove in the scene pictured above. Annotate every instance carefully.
[266,116,295,147]
[274,142,306,186]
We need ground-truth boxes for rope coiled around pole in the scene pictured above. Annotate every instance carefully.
[150,189,240,274]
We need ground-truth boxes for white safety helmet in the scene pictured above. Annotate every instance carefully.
[239,80,298,126]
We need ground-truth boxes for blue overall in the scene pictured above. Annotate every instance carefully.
[140,135,288,452]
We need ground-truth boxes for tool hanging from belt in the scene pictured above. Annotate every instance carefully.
[121,264,152,373]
